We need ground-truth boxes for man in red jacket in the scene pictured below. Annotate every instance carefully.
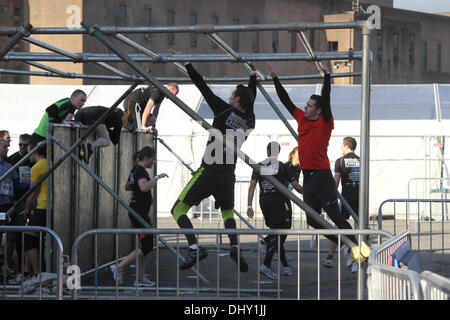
[267,63,370,263]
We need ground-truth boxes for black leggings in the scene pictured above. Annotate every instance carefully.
[260,195,291,267]
[302,169,357,245]
[128,211,154,256]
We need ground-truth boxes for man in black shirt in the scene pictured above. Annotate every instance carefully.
[323,137,360,271]
[74,106,124,164]
[5,134,32,281]
[122,83,179,133]
[247,142,303,279]
[170,56,257,272]
[335,137,360,220]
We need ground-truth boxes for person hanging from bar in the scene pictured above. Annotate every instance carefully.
[110,146,168,287]
[28,90,87,148]
[122,82,179,133]
[73,106,124,165]
[247,142,303,280]
[169,50,257,272]
[266,62,370,263]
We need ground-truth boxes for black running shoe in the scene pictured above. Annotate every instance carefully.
[179,246,208,270]
[82,143,94,164]
[230,246,249,272]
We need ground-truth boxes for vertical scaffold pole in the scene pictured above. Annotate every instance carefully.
[358,23,372,300]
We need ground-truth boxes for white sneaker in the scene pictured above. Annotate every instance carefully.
[133,275,156,288]
[351,261,358,273]
[110,264,124,285]
[282,266,293,277]
[260,265,278,280]
[321,258,333,268]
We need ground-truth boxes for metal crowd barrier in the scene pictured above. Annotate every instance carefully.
[420,271,450,300]
[377,198,450,278]
[367,230,422,300]
[71,227,391,300]
[367,230,450,300]
[378,198,450,233]
[0,226,64,300]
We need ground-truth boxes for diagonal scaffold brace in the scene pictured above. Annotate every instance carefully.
[81,20,369,261]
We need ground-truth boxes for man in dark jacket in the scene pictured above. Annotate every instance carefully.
[29,90,87,147]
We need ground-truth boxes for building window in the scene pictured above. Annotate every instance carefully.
[144,8,151,41]
[211,15,219,49]
[291,32,297,53]
[119,5,127,26]
[272,31,278,53]
[190,13,197,48]
[328,41,338,52]
[408,33,414,65]
[232,18,239,51]
[436,43,441,72]
[393,32,399,61]
[421,41,427,71]
[0,6,8,24]
[167,10,175,45]
[377,31,383,60]
[252,19,259,53]
[13,7,21,25]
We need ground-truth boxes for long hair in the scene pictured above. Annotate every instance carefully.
[288,146,298,163]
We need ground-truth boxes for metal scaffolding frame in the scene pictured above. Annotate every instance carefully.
[1,20,372,298]
[0,22,363,83]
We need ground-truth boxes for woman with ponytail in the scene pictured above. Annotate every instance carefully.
[110,146,168,287]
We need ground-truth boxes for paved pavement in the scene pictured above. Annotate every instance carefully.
[74,216,449,300]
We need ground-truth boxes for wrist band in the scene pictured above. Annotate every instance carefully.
[247,206,253,209]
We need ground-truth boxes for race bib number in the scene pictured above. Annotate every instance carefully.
[0,179,13,197]
[344,158,360,168]
[19,166,31,183]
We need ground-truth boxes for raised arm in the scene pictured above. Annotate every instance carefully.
[247,62,257,105]
[266,62,297,116]
[320,66,332,122]
[185,63,223,112]
[141,98,156,131]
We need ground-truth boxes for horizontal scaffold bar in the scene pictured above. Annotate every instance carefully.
[0,21,366,35]
[0,68,361,83]
[3,51,362,62]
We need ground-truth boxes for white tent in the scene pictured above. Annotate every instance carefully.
[1,82,449,218]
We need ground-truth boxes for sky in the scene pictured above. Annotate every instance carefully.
[393,0,450,13]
